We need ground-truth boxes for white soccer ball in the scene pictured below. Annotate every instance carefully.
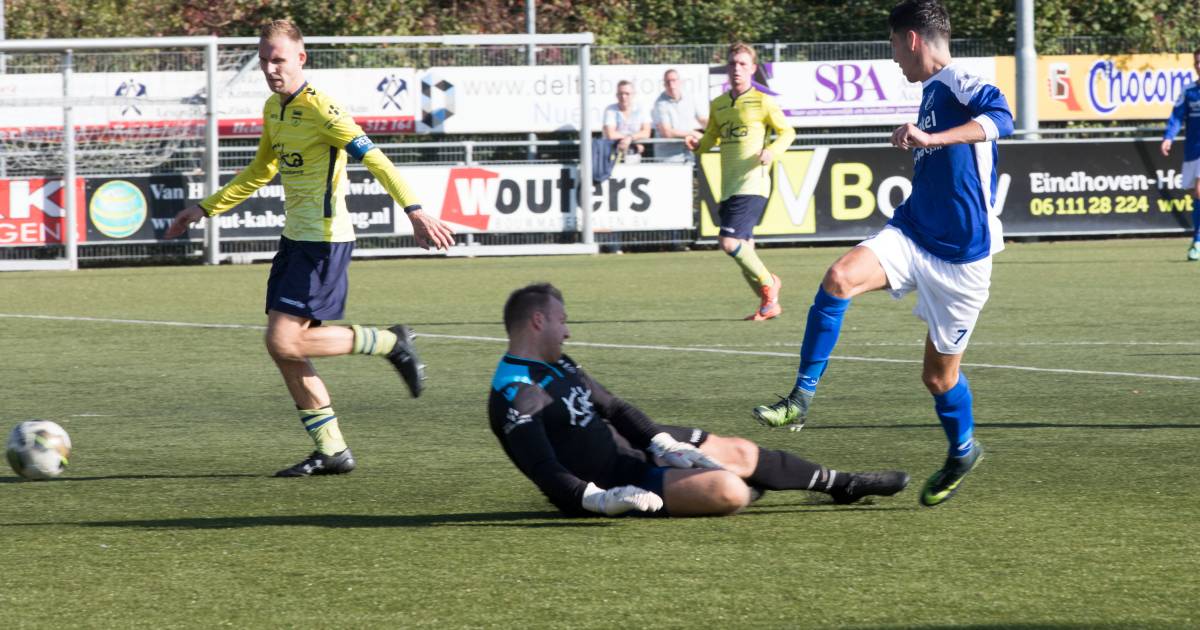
[6,420,72,480]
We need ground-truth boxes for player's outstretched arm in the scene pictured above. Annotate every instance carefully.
[359,149,455,251]
[405,208,456,251]
[164,205,207,239]
[581,482,663,516]
[169,127,279,238]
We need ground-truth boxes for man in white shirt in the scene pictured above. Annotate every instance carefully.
[652,69,707,162]
[603,80,651,159]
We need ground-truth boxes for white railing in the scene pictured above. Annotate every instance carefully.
[0,33,597,269]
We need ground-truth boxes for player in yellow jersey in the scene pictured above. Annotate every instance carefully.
[165,20,455,477]
[687,43,796,321]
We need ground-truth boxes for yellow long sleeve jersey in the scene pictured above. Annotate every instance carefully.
[200,82,420,243]
[694,87,797,201]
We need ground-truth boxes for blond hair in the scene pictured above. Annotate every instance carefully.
[260,19,304,43]
[727,42,757,65]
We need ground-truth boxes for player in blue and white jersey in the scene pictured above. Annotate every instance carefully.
[753,0,1012,507]
[489,283,908,517]
[1159,47,1200,261]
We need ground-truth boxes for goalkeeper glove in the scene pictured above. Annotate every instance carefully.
[581,482,663,516]
[648,432,724,470]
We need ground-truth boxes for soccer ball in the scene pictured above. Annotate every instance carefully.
[6,420,72,480]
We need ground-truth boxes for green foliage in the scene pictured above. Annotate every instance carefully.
[6,0,1200,52]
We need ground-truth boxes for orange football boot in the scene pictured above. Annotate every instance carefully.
[745,273,782,321]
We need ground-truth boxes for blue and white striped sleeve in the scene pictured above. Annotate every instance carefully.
[953,71,1014,141]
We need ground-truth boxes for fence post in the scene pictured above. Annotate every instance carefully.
[578,43,593,246]
[204,37,220,265]
[463,140,476,246]
[63,49,78,270]
[1016,0,1039,139]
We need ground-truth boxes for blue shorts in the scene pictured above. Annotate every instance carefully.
[265,237,354,324]
[633,465,672,518]
[718,194,768,240]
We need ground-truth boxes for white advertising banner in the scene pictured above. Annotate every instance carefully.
[393,162,693,233]
[0,68,418,138]
[218,68,418,136]
[415,64,709,133]
[0,59,1002,136]
[708,57,999,127]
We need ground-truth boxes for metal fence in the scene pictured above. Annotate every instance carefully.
[0,36,1179,266]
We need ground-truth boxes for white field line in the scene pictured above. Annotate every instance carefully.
[2,313,1198,383]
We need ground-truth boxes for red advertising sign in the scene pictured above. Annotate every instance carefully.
[0,178,86,246]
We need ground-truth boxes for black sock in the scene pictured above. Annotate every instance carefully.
[749,447,850,494]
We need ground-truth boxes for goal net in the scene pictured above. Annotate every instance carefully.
[0,44,216,270]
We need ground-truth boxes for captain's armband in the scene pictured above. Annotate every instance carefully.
[345,135,376,161]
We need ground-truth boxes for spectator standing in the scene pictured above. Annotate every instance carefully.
[652,69,708,162]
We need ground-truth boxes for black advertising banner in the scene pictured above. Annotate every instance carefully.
[699,139,1193,241]
[83,171,399,242]
[999,140,1191,236]
[76,138,1196,244]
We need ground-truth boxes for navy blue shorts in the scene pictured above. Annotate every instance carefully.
[265,237,354,324]
[718,194,768,240]
[632,465,672,518]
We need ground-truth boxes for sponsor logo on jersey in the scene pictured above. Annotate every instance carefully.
[719,123,749,140]
[503,407,533,434]
[562,386,595,428]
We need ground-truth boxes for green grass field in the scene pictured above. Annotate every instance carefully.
[1,238,1197,629]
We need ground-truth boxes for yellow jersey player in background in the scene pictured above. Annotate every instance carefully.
[688,43,796,321]
[165,19,455,477]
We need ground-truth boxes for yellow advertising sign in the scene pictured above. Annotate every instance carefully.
[698,151,820,237]
[994,54,1196,122]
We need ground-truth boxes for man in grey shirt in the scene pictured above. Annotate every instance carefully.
[652,69,708,162]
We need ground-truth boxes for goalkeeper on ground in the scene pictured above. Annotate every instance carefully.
[488,283,909,517]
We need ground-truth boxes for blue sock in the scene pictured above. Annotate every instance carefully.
[934,373,975,458]
[794,286,851,393]
[1192,198,1200,242]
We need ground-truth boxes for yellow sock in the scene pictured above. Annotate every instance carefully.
[350,325,399,356]
[730,243,772,289]
[299,406,347,455]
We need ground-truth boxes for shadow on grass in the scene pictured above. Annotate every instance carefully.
[2,511,611,530]
[745,504,914,515]
[0,473,263,484]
